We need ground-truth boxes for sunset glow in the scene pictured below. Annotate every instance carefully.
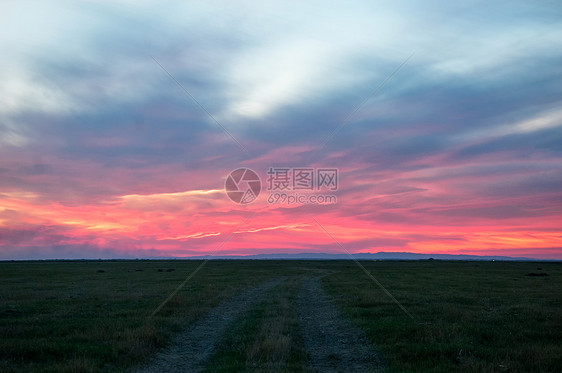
[1,1,561,259]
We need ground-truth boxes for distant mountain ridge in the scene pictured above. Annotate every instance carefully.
[5,251,552,261]
[163,252,540,261]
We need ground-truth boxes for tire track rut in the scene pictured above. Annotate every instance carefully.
[136,277,286,373]
[298,276,385,372]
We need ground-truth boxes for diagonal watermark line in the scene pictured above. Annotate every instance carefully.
[318,51,415,151]
[149,216,252,317]
[312,217,414,319]
[151,55,248,155]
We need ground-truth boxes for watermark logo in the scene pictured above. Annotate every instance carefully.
[225,167,338,205]
[266,167,338,191]
[225,168,261,204]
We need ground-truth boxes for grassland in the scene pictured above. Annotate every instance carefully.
[0,260,560,372]
[322,261,562,372]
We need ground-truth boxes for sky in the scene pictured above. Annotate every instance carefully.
[1,0,562,260]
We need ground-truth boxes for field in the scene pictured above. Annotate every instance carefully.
[0,260,560,372]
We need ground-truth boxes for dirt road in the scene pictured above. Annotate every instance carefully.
[136,275,385,372]
[137,277,286,373]
[298,276,386,372]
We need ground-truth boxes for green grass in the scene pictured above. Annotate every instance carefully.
[203,276,307,372]
[0,260,560,372]
[322,261,562,372]
[0,260,289,372]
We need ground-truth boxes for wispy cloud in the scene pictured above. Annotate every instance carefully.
[1,1,561,259]
[121,189,223,201]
